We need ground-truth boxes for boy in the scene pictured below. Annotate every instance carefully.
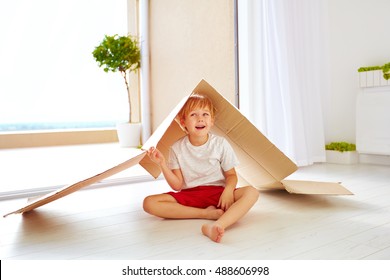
[143,93,259,243]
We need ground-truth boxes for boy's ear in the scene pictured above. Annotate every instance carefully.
[180,118,186,127]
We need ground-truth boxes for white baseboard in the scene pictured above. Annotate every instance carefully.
[359,153,390,166]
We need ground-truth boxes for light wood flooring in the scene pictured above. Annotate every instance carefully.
[1,150,390,260]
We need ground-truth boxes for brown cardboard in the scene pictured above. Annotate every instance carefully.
[4,79,352,217]
[3,151,147,217]
[282,180,352,195]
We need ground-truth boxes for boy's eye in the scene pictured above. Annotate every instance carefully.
[189,111,210,117]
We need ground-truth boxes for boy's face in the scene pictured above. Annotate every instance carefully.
[181,106,214,137]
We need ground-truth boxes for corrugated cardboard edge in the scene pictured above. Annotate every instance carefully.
[3,151,147,217]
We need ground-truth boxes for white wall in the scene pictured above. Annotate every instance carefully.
[325,0,390,143]
[149,0,235,130]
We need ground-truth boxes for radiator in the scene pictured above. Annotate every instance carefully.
[356,85,390,155]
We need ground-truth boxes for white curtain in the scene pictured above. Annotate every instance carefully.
[238,0,329,166]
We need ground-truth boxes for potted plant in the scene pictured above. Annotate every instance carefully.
[325,142,359,164]
[92,34,141,147]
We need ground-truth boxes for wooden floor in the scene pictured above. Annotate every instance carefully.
[1,162,390,260]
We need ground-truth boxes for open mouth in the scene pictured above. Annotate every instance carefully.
[195,125,206,130]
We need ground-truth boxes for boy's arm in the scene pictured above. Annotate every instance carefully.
[147,147,184,191]
[224,168,238,190]
[160,163,184,191]
[218,168,238,210]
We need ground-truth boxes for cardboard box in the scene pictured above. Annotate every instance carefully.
[3,79,352,217]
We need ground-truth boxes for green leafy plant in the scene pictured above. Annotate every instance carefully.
[358,62,390,80]
[92,34,141,123]
[357,66,382,72]
[325,142,356,152]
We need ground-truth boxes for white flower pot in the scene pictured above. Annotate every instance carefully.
[326,150,359,164]
[116,122,141,147]
[359,70,390,87]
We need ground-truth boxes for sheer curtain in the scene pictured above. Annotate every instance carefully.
[238,0,329,166]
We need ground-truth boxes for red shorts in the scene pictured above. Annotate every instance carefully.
[166,185,225,209]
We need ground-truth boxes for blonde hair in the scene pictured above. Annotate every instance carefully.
[177,93,216,121]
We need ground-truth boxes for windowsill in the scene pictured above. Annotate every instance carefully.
[0,126,117,134]
[0,143,155,200]
[0,128,119,149]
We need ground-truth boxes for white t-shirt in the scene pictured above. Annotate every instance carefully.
[168,133,239,189]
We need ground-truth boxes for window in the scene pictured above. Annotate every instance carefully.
[0,0,128,132]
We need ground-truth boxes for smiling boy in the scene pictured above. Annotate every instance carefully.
[143,93,259,243]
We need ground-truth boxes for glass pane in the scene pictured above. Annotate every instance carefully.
[0,0,128,131]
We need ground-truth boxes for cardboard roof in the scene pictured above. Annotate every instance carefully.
[3,79,352,217]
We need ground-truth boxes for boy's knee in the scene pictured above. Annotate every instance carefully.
[143,196,154,214]
[245,186,260,200]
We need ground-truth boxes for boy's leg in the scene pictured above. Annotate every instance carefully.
[202,186,259,242]
[143,193,224,220]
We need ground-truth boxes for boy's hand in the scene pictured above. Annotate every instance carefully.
[147,147,165,166]
[147,147,183,191]
[218,188,235,211]
[219,168,238,211]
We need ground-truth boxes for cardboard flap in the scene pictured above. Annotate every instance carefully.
[142,95,188,151]
[3,150,147,217]
[282,180,353,195]
[141,96,188,178]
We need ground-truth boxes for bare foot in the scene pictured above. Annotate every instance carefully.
[204,206,224,220]
[201,223,224,243]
